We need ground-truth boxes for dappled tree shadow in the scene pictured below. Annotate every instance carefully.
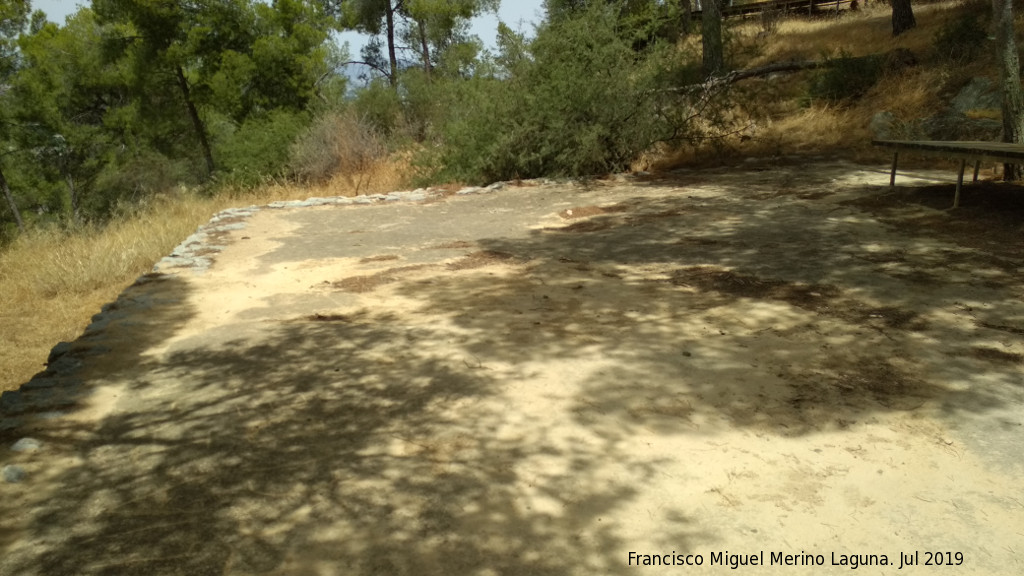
[388,171,1022,438]
[1,287,710,574]
[2,165,1021,574]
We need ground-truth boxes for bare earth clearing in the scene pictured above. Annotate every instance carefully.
[1,161,1022,575]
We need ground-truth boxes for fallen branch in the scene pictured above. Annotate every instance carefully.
[721,60,824,83]
[663,60,823,95]
[669,49,914,94]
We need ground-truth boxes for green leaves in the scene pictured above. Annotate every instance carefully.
[427,3,687,183]
[1,0,344,232]
[0,0,30,78]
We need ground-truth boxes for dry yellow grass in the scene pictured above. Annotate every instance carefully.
[654,0,1015,170]
[0,157,410,393]
[741,1,957,64]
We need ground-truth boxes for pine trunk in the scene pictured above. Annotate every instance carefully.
[0,164,25,233]
[702,0,724,77]
[993,0,1024,179]
[64,171,80,225]
[891,0,916,36]
[417,19,432,78]
[386,2,398,86]
[680,0,691,34]
[175,67,215,176]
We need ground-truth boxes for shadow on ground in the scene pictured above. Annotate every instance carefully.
[393,174,1023,437]
[3,292,701,574]
[1,167,1021,575]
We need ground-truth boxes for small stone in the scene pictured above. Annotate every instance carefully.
[2,465,26,483]
[47,342,73,364]
[11,438,42,452]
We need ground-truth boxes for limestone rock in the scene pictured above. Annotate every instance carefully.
[870,111,896,140]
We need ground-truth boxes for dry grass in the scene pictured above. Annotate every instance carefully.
[742,2,942,64]
[0,156,410,393]
[654,0,1011,169]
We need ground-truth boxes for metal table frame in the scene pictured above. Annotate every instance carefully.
[872,139,1024,208]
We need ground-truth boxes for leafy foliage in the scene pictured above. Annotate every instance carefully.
[807,52,883,103]
[215,110,311,187]
[934,12,989,62]
[425,5,693,184]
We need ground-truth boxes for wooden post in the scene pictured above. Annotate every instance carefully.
[889,152,898,187]
[973,160,981,182]
[954,158,966,208]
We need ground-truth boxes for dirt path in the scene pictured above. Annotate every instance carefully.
[1,162,1022,575]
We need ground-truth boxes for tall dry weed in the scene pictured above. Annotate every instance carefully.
[290,110,388,192]
[1,157,410,393]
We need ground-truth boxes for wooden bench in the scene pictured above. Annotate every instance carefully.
[872,139,1024,208]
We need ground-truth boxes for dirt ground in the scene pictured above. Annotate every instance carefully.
[1,161,1022,575]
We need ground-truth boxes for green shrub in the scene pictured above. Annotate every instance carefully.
[426,4,689,184]
[90,149,195,217]
[352,78,405,139]
[934,13,989,62]
[215,109,309,187]
[807,52,883,103]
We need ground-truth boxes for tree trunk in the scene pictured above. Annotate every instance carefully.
[891,0,916,36]
[0,163,25,233]
[702,0,724,77]
[417,18,432,78]
[385,1,398,86]
[680,0,691,34]
[175,66,215,176]
[993,0,1024,179]
[64,170,80,225]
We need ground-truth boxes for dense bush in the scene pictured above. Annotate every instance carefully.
[807,52,883,103]
[934,13,989,62]
[215,110,310,186]
[425,4,691,184]
[352,79,406,140]
[90,150,196,218]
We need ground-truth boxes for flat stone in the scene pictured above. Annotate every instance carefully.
[44,355,83,375]
[21,377,61,391]
[0,390,23,413]
[47,342,73,364]
[0,384,84,415]
[11,437,43,452]
[2,465,26,483]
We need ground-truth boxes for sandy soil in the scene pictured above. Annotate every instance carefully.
[1,161,1022,575]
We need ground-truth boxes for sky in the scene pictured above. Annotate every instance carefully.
[29,0,546,51]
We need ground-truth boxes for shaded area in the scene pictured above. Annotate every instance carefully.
[1,304,703,575]
[2,165,1022,575]
[0,274,195,435]
[842,180,1024,263]
[385,174,1023,438]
